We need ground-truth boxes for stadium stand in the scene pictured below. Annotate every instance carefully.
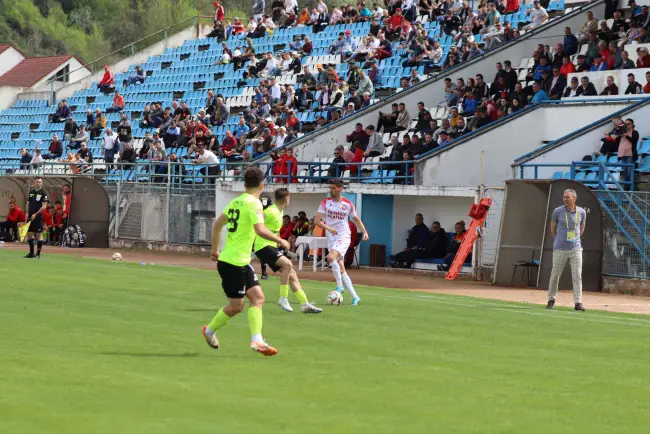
[0,0,578,186]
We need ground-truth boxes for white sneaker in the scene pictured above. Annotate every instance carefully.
[201,325,219,349]
[301,303,323,314]
[277,297,293,312]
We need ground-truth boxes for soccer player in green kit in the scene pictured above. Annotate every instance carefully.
[254,188,322,314]
[202,167,289,357]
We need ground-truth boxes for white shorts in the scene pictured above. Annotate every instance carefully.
[328,234,350,255]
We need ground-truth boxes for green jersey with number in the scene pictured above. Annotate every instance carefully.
[219,193,264,266]
[253,204,283,252]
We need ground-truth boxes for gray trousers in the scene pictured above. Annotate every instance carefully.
[547,248,583,304]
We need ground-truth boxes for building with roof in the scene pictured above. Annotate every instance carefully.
[0,44,90,109]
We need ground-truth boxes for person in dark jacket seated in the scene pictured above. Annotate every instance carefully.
[392,220,447,268]
[390,214,430,268]
[438,221,471,271]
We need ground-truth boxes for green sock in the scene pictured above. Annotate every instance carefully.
[207,308,230,332]
[294,289,308,305]
[280,284,289,298]
[248,306,263,337]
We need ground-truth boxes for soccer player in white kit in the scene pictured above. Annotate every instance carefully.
[314,179,369,306]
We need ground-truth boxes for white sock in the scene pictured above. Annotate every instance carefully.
[205,327,215,336]
[342,273,359,299]
[251,334,264,343]
[330,261,343,287]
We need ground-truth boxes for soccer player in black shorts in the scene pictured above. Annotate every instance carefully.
[24,177,49,259]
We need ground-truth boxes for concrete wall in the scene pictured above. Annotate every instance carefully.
[566,68,650,96]
[0,86,25,110]
[0,47,25,77]
[416,100,634,187]
[41,24,212,99]
[391,195,474,253]
[258,0,606,164]
[517,101,650,179]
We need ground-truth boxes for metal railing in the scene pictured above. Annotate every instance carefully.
[0,159,416,185]
[518,161,636,191]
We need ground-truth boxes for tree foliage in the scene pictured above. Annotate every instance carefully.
[0,0,236,64]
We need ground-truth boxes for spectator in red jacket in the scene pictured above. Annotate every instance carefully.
[284,148,298,183]
[0,202,26,241]
[279,215,294,239]
[62,184,72,220]
[51,201,65,243]
[98,65,114,92]
[273,147,287,182]
[214,1,225,22]
[385,8,405,40]
[232,17,245,34]
[505,0,519,12]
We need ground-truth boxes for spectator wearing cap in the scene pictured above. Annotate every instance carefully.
[98,65,114,92]
[563,76,580,97]
[106,90,125,113]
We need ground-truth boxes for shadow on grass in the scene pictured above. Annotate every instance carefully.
[96,351,202,358]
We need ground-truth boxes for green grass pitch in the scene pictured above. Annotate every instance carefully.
[1,249,650,434]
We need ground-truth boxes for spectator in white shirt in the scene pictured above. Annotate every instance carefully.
[269,77,282,102]
[30,149,44,168]
[523,1,549,31]
[192,148,221,183]
[101,127,120,170]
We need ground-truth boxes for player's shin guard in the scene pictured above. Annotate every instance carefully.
[330,261,343,287]
[342,273,359,299]
[207,308,230,334]
[248,306,264,343]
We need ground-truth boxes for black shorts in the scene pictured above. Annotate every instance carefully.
[255,246,285,272]
[217,261,259,299]
[28,217,43,233]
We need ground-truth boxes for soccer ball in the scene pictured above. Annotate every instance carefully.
[112,252,123,261]
[327,291,342,305]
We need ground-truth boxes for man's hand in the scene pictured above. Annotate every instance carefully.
[210,249,219,262]
[327,227,338,236]
[362,232,369,241]
[31,214,36,220]
[278,239,290,251]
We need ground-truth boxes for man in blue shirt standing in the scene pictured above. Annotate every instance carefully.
[546,189,587,311]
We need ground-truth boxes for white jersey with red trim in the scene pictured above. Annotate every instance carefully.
[317,197,357,236]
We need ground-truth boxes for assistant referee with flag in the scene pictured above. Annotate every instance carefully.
[24,177,49,259]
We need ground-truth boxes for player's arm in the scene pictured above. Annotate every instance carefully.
[314,211,337,235]
[352,215,369,241]
[210,212,228,261]
[32,200,48,220]
[254,223,289,250]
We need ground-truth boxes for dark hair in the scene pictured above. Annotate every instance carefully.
[416,213,423,218]
[298,211,307,218]
[329,178,344,188]
[366,125,375,130]
[275,188,290,202]
[55,200,62,205]
[628,73,635,78]
[243,166,265,189]
[433,220,441,226]
[504,60,511,66]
